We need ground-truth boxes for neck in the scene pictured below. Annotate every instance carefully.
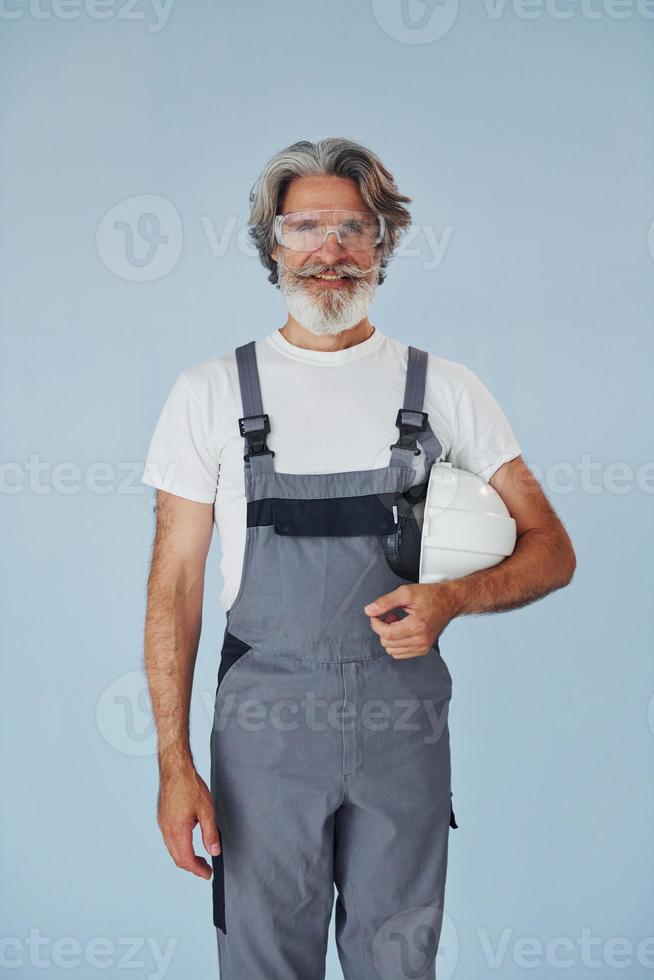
[279,315,375,352]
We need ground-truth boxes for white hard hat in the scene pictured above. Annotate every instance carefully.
[418,462,517,583]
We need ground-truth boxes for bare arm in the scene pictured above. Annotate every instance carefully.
[445,454,577,617]
[365,456,577,657]
[144,489,219,878]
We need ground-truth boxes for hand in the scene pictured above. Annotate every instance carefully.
[157,766,221,879]
[364,582,459,659]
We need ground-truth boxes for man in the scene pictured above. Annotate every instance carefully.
[142,137,576,979]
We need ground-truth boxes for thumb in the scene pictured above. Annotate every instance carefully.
[364,587,405,617]
[200,814,221,857]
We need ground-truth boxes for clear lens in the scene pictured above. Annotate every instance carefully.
[277,209,382,252]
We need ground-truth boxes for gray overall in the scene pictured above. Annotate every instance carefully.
[210,340,458,979]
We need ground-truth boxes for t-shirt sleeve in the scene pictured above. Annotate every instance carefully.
[141,370,219,504]
[448,366,522,482]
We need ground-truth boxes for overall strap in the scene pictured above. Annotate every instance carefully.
[389,346,443,469]
[234,341,275,475]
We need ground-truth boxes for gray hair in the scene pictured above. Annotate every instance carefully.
[248,137,412,287]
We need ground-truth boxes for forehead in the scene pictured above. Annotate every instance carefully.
[280,175,367,214]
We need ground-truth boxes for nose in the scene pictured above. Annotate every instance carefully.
[312,231,347,265]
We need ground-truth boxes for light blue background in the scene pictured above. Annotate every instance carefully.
[2,2,653,978]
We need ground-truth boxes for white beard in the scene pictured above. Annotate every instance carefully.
[277,256,379,337]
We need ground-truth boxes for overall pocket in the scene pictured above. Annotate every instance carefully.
[271,494,402,636]
[272,492,398,537]
[216,629,252,697]
[211,847,226,932]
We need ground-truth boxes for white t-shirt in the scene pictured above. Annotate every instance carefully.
[142,326,522,611]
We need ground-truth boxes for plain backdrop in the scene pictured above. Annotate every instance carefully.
[1,2,653,978]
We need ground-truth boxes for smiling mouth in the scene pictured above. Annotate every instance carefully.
[311,273,349,283]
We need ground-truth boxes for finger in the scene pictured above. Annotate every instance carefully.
[380,638,423,657]
[382,638,420,654]
[386,647,430,660]
[374,617,422,642]
[189,855,212,878]
[200,813,221,857]
[364,585,412,617]
[382,633,432,655]
[167,824,213,879]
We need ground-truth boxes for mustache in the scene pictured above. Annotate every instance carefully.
[292,261,375,280]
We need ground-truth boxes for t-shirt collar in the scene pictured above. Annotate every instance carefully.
[265,325,385,366]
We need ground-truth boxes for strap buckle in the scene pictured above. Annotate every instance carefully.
[390,408,427,456]
[238,414,275,461]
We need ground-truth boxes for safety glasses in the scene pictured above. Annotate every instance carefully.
[273,209,385,252]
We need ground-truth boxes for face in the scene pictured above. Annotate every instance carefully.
[271,175,382,336]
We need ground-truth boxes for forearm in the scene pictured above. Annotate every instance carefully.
[443,524,576,618]
[144,563,204,775]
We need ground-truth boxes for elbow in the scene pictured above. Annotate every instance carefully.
[556,537,577,590]
[535,521,576,591]
[563,547,577,587]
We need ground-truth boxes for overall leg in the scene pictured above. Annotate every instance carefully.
[333,652,453,980]
[210,650,344,980]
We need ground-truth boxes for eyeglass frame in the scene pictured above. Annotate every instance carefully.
[273,208,386,252]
